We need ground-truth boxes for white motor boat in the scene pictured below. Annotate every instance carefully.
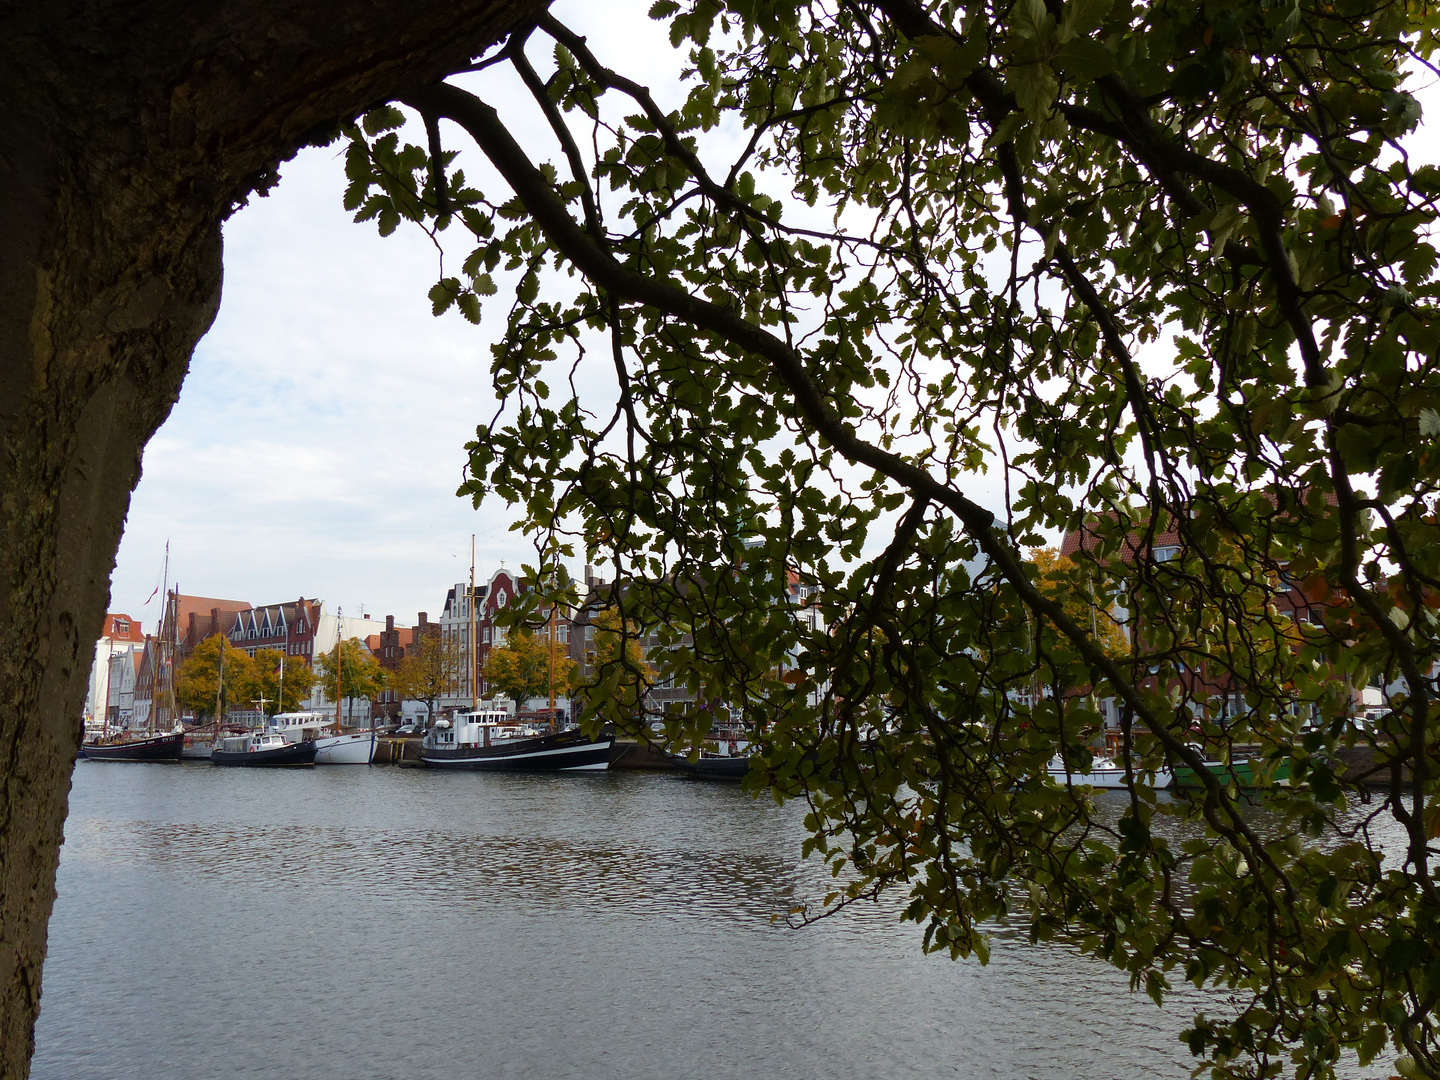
[1047,754,1173,789]
[267,711,375,764]
[313,730,376,764]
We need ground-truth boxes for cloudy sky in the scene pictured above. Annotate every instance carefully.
[109,4,682,631]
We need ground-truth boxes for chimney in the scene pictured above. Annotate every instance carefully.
[386,614,395,631]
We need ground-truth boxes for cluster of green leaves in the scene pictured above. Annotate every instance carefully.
[314,637,386,712]
[573,606,658,720]
[388,628,460,721]
[175,636,315,718]
[482,626,575,704]
[343,106,499,324]
[341,1,1440,1075]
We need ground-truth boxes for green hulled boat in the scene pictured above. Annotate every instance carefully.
[1172,755,1291,788]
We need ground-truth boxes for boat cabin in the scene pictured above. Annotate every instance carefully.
[216,732,291,754]
[424,710,547,750]
[269,711,328,745]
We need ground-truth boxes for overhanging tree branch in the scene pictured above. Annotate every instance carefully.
[404,78,1293,888]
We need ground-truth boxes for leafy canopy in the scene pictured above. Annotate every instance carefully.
[388,630,460,718]
[250,647,317,716]
[175,634,255,720]
[574,606,656,717]
[342,1,1440,1076]
[315,638,386,709]
[482,627,575,703]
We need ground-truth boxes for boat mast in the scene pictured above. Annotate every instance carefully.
[334,606,344,731]
[155,542,169,732]
[167,584,179,726]
[548,552,557,728]
[215,630,225,730]
[470,535,477,713]
[277,645,285,719]
[101,654,112,738]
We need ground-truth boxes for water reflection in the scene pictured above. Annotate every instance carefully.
[32,764,1388,1080]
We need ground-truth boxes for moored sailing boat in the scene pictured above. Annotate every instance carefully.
[82,728,185,761]
[671,750,751,779]
[1171,749,1290,789]
[313,730,376,764]
[82,547,184,763]
[669,732,753,780]
[309,608,376,764]
[420,545,608,770]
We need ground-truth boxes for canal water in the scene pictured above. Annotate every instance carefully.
[28,763,1363,1079]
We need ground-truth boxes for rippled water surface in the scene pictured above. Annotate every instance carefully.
[29,762,1368,1079]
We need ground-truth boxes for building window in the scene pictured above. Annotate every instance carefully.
[1153,545,1180,562]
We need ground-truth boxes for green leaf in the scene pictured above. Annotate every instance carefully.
[362,105,406,135]
[1059,0,1112,41]
[428,277,460,316]
[1053,39,1116,78]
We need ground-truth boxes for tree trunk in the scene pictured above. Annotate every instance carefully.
[0,3,541,1075]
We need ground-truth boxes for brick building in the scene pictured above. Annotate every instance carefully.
[1058,507,1359,728]
[369,613,425,720]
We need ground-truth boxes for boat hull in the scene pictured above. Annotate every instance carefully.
[211,739,318,767]
[1046,764,1173,789]
[81,730,185,762]
[1173,759,1290,788]
[420,731,614,771]
[672,754,750,780]
[313,732,375,764]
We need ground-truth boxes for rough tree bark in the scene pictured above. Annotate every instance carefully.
[0,3,542,1075]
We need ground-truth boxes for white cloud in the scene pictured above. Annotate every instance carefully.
[110,3,686,631]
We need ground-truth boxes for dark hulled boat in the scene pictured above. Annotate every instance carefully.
[419,711,613,771]
[669,731,754,780]
[671,751,751,780]
[81,729,185,762]
[210,732,317,766]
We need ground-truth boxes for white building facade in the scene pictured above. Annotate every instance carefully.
[84,613,147,727]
